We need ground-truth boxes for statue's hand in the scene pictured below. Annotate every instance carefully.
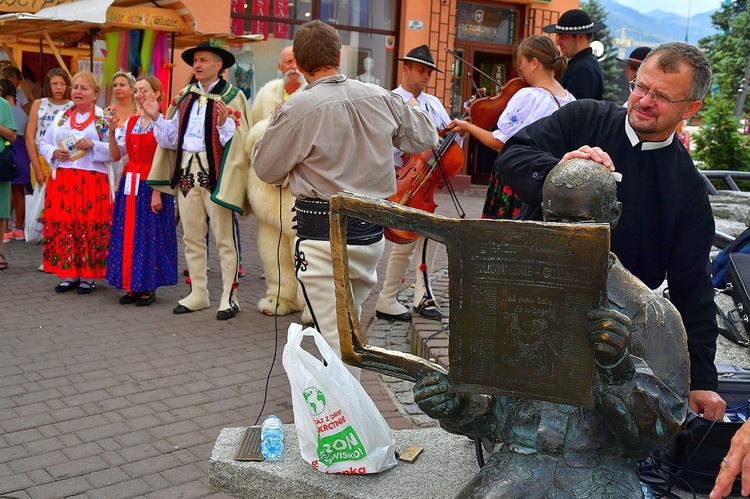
[588,308,637,385]
[413,373,460,420]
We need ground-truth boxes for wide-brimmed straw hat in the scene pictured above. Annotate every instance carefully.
[397,45,442,73]
[542,9,606,34]
[181,41,235,69]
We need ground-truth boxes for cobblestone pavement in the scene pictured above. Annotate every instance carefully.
[0,191,482,498]
[1,188,743,499]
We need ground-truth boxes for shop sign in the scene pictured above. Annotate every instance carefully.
[456,2,516,45]
[0,0,74,13]
[106,6,187,32]
[273,0,288,40]
[252,0,269,40]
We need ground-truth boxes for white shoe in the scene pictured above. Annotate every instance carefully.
[38,263,44,272]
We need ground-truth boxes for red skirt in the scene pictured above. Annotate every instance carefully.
[42,168,112,279]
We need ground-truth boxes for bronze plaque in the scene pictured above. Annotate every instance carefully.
[448,221,608,408]
[329,192,609,408]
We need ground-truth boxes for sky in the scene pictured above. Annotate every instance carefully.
[622,0,724,16]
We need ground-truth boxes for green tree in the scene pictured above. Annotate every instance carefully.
[692,96,750,171]
[699,0,749,107]
[695,0,750,170]
[580,0,621,103]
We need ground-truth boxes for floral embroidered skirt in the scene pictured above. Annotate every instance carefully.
[481,168,523,220]
[106,176,178,292]
[42,168,112,278]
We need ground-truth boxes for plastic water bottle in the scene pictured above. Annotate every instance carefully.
[261,415,284,460]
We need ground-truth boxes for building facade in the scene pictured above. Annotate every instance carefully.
[231,0,578,183]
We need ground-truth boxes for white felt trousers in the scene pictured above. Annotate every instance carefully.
[375,236,437,314]
[177,152,239,313]
[294,237,385,381]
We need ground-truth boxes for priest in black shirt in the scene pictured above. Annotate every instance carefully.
[496,42,725,420]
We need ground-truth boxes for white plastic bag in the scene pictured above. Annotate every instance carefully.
[24,183,46,244]
[282,323,398,474]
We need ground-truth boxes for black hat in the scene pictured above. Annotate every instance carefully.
[397,45,442,73]
[542,9,606,34]
[181,41,235,69]
[618,46,652,66]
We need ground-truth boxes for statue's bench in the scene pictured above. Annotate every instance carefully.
[209,426,477,498]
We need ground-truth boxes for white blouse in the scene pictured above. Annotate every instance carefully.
[493,87,576,144]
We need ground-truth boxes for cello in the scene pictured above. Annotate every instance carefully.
[384,127,465,244]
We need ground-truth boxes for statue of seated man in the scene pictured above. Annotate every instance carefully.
[413,158,690,498]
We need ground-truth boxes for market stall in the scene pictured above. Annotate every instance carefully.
[0,0,261,101]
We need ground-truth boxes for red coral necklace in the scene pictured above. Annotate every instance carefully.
[69,108,96,131]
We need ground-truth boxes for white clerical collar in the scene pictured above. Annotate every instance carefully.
[624,115,675,150]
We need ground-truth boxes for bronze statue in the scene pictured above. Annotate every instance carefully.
[412,159,689,497]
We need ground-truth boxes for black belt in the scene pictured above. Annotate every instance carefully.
[294,198,383,245]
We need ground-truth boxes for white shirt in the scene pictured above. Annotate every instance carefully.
[153,79,236,153]
[392,85,461,167]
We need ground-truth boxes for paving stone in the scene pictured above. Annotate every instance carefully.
[87,477,153,498]
[83,467,131,488]
[0,474,34,494]
[161,462,206,486]
[47,455,109,480]
[121,454,184,478]
[8,450,67,474]
[3,428,44,446]
[62,442,104,461]
[25,476,91,498]
[119,443,161,463]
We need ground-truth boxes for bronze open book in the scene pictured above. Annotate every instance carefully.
[330,191,609,408]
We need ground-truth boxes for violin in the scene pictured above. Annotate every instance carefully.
[468,77,529,131]
[385,128,464,244]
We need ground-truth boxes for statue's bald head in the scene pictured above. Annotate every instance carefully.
[542,158,622,228]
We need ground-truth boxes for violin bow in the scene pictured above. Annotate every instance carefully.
[445,48,503,90]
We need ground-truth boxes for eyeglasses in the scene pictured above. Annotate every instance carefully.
[629,80,693,106]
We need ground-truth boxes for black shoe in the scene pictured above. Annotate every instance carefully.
[136,291,156,307]
[77,282,95,295]
[119,292,139,305]
[173,304,194,314]
[55,279,80,293]
[216,304,239,321]
[375,310,412,322]
[414,298,442,320]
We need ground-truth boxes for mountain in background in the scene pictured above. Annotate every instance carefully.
[600,0,718,56]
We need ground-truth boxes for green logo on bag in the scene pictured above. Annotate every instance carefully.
[317,426,367,466]
[303,387,326,416]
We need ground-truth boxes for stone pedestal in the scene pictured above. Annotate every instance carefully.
[209,426,479,498]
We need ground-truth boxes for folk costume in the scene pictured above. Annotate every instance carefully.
[250,77,304,125]
[375,69,456,322]
[107,115,178,295]
[543,10,605,100]
[38,105,112,280]
[148,63,250,317]
[496,99,719,392]
[253,73,438,376]
[245,77,309,320]
[483,87,576,220]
